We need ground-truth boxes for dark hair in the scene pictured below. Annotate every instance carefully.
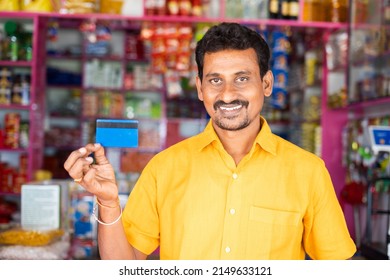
[195,22,270,81]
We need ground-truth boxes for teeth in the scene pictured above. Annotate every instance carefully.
[220,105,242,111]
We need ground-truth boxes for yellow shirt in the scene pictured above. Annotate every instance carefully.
[122,117,356,260]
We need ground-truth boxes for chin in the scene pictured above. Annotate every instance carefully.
[215,119,250,131]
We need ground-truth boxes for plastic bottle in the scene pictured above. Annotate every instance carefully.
[330,0,348,23]
[269,0,280,19]
[21,32,32,61]
[20,74,30,106]
[288,0,299,20]
[0,30,3,60]
[4,21,19,61]
[280,0,290,19]
[303,0,323,22]
[383,0,390,24]
[243,0,268,19]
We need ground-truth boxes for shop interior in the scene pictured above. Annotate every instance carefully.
[0,0,389,260]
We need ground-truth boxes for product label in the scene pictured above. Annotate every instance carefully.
[385,7,390,21]
[289,2,299,17]
[10,41,18,61]
[282,2,289,16]
[269,0,278,13]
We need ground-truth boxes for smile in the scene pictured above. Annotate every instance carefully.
[219,104,243,111]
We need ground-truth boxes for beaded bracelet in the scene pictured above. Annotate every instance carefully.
[91,197,122,226]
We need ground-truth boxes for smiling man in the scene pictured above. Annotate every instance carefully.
[64,22,356,260]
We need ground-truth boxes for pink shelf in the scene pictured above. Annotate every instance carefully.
[46,85,82,89]
[0,11,347,29]
[0,148,28,153]
[1,12,46,183]
[0,105,30,110]
[47,54,82,60]
[85,55,123,61]
[0,60,33,67]
[329,97,390,112]
[0,192,20,196]
[348,97,390,110]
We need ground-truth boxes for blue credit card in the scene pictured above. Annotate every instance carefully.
[95,119,138,148]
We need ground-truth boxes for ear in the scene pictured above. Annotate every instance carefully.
[262,70,273,97]
[195,76,204,101]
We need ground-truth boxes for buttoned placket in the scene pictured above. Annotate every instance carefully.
[220,169,242,259]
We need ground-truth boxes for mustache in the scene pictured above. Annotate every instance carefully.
[213,100,249,111]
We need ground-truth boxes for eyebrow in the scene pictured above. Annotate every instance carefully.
[204,70,252,78]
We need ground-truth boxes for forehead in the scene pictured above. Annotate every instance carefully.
[203,48,260,75]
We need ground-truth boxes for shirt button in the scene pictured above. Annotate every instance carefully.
[225,247,231,253]
[230,208,236,215]
[232,173,238,179]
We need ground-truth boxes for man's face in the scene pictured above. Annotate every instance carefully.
[196,48,273,131]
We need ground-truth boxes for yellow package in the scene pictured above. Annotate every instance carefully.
[0,228,64,246]
[61,0,97,14]
[0,0,20,11]
[100,0,123,14]
[21,0,59,12]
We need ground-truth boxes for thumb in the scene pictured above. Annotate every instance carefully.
[93,143,110,165]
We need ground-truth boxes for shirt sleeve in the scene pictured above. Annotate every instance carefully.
[121,159,160,255]
[303,161,357,260]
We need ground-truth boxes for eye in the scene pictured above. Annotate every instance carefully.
[236,76,249,83]
[209,77,222,85]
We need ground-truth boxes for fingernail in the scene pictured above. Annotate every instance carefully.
[94,143,101,147]
[86,157,94,163]
[79,147,87,154]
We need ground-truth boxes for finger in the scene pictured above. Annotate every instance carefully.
[83,166,117,201]
[79,166,99,193]
[83,168,108,197]
[68,156,93,181]
[92,143,110,165]
[64,147,88,172]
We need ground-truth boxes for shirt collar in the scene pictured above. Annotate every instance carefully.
[255,116,277,156]
[195,116,277,156]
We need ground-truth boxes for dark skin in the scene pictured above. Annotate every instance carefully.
[196,48,273,165]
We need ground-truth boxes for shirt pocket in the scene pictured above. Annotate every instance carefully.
[249,206,301,226]
[246,206,303,259]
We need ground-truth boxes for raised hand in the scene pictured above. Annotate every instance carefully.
[63,143,118,206]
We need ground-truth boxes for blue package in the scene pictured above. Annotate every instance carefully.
[95,119,138,148]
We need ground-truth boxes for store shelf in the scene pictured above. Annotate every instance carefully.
[0,10,348,29]
[0,14,46,192]
[0,5,365,258]
[0,105,30,110]
[347,97,390,111]
[0,60,33,67]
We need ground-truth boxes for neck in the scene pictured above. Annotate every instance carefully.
[213,118,261,166]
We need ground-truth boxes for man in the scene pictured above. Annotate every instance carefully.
[64,22,356,260]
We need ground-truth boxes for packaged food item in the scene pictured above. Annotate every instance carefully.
[22,0,58,12]
[60,0,98,14]
[4,112,21,149]
[0,228,64,246]
[0,0,20,11]
[270,30,289,109]
[329,0,348,23]
[303,0,324,22]
[100,0,123,14]
[121,0,143,16]
[70,192,95,240]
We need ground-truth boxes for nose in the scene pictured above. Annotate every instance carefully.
[219,82,238,103]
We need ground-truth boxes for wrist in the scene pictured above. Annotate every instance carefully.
[96,196,120,209]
